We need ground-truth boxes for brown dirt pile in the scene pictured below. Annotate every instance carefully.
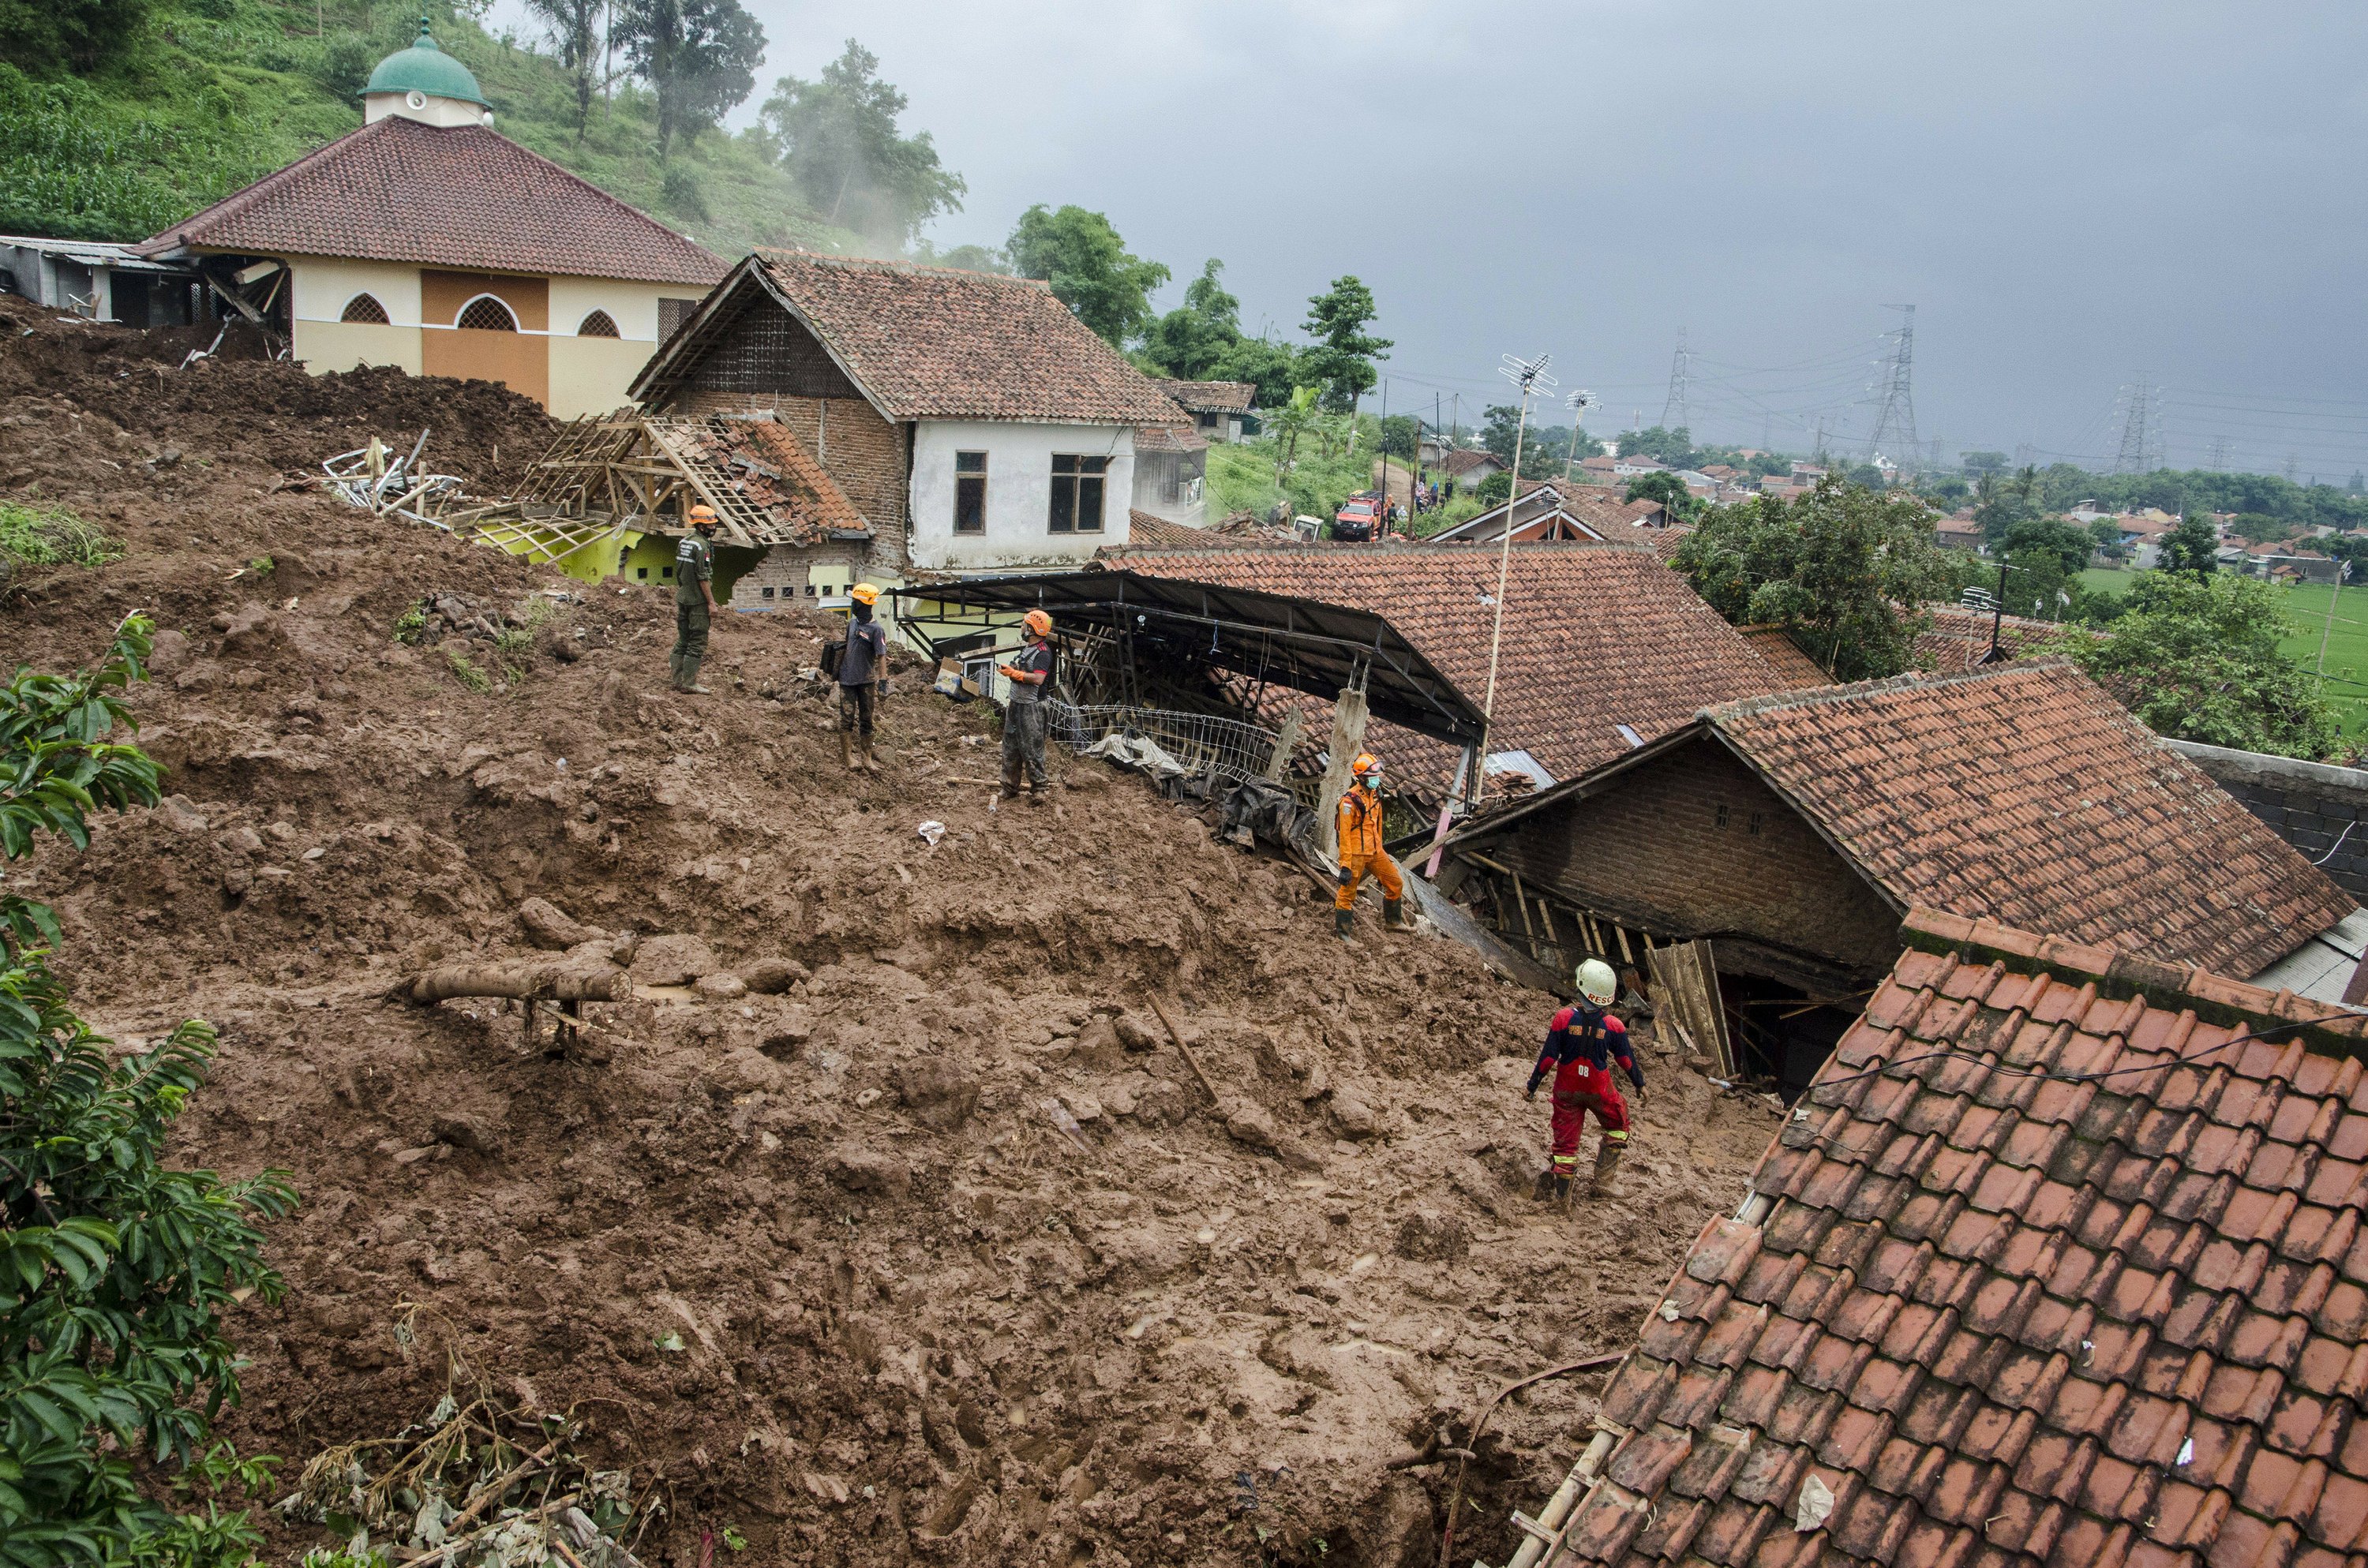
[0,306,1781,1566]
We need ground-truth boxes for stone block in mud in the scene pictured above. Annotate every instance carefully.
[1392,1207,1471,1263]
[823,1146,911,1199]
[1132,1077,1190,1126]
[1070,1016,1125,1068]
[695,972,747,1001]
[1114,1013,1159,1053]
[516,896,597,949]
[157,794,211,834]
[742,957,809,994]
[717,1047,788,1095]
[431,1112,502,1155]
[897,1057,979,1130]
[630,933,720,986]
[1330,1093,1377,1140]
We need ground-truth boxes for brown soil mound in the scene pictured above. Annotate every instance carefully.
[0,306,1778,1567]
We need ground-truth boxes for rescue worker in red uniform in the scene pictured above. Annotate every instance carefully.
[1334,753,1411,941]
[1526,959,1645,1202]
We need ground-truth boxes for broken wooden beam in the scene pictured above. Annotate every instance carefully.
[402,962,623,1005]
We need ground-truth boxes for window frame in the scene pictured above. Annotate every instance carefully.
[1048,453,1109,535]
[339,292,390,324]
[454,294,519,332]
[953,450,988,535]
[575,309,620,339]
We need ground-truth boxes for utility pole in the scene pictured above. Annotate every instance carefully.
[1661,327,1690,434]
[2319,561,2349,673]
[1564,388,1594,483]
[1864,305,1918,466]
[1377,377,1389,532]
[1478,353,1554,800]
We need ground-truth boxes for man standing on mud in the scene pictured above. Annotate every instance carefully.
[839,582,890,773]
[1525,959,1645,1203]
[671,506,720,694]
[996,608,1055,804]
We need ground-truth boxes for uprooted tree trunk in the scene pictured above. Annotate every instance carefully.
[402,962,623,1005]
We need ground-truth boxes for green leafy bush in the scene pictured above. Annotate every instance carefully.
[0,617,294,1566]
[0,501,119,586]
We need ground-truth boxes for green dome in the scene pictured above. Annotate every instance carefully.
[364,20,488,107]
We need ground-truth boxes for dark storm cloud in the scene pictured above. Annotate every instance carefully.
[657,0,2368,471]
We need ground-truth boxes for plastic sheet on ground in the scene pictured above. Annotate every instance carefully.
[1081,732,1189,780]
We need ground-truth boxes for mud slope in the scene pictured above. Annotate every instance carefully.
[0,301,1779,1567]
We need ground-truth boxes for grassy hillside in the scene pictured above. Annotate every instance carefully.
[0,0,857,257]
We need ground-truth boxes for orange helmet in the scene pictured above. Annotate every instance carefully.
[1352,752,1381,780]
[1023,608,1053,636]
[688,504,718,531]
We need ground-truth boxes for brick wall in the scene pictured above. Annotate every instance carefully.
[1478,735,1902,974]
[2167,739,2368,903]
[733,543,871,610]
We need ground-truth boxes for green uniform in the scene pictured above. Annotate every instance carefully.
[671,533,713,689]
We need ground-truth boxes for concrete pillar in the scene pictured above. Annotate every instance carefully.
[1315,686,1369,863]
[1262,710,1303,784]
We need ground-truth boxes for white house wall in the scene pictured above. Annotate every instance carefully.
[909,421,1134,571]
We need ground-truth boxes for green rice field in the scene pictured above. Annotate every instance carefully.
[2078,567,2368,739]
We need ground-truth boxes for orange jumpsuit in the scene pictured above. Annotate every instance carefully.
[1334,784,1403,911]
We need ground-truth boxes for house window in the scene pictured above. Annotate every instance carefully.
[954,451,987,534]
[1049,454,1108,533]
[455,294,518,331]
[658,297,697,339]
[339,293,389,324]
[576,309,620,338]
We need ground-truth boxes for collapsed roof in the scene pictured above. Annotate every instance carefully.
[508,414,866,548]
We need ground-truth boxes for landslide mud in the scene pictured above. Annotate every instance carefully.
[0,297,1780,1566]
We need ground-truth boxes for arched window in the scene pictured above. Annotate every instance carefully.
[455,294,519,331]
[339,293,390,324]
[575,309,619,338]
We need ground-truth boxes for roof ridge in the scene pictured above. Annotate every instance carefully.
[1703,652,2072,724]
[141,116,395,251]
[755,247,1056,291]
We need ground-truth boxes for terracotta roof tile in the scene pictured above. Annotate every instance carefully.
[1130,422,1209,454]
[726,250,1188,424]
[1737,625,1834,690]
[1915,604,2067,672]
[137,117,725,285]
[1515,908,2368,1568]
[1703,661,2357,979]
[1109,541,1788,795]
[1155,378,1255,412]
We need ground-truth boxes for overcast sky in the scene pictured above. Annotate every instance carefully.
[513,0,2368,477]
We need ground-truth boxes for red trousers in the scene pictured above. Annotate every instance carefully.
[1548,1083,1629,1174]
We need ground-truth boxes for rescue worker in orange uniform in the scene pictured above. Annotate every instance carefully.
[1526,959,1645,1203]
[1333,753,1410,940]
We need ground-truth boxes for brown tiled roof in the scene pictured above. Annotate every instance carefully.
[1156,379,1255,412]
[1124,509,1215,548]
[1131,424,1208,455]
[731,250,1186,424]
[1737,625,1832,690]
[1707,661,2354,978]
[135,116,725,285]
[1441,449,1502,475]
[1643,525,1694,559]
[1914,604,2064,672]
[1557,907,2368,1568]
[717,420,866,542]
[1113,541,1788,791]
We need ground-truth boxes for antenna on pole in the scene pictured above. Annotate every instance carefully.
[1864,305,1917,469]
[1475,352,1554,800]
[1562,387,1594,481]
[1660,327,1690,434]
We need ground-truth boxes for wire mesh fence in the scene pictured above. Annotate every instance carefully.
[1046,702,1313,804]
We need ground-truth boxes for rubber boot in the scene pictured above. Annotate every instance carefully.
[841,732,856,772]
[856,736,877,774]
[1531,1168,1555,1203]
[999,760,1023,800]
[1591,1140,1625,1199]
[1333,908,1354,942]
[1383,897,1409,930]
[1550,1173,1574,1209]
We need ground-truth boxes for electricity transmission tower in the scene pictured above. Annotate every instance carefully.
[1660,328,1690,432]
[2207,436,2231,472]
[1864,305,1918,466]
[2111,380,2165,474]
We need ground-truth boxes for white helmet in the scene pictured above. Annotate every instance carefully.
[1576,958,1617,1006]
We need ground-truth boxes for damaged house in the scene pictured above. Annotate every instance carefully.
[626,250,1189,585]
[1504,906,2368,1568]
[1444,659,2361,1091]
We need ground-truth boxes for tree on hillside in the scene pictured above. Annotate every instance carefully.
[1299,277,1389,412]
[2051,571,2342,759]
[1377,414,1418,459]
[614,0,766,159]
[0,0,148,76]
[1006,205,1170,347]
[1971,465,2042,551]
[1671,479,1975,682]
[523,0,605,141]
[1208,336,1298,411]
[759,41,965,245]
[1961,450,2010,476]
[1613,425,1697,469]
[1141,260,1242,380]
[0,619,293,1566]
[910,239,1009,274]
[1625,469,1703,522]
[2160,513,2221,576]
